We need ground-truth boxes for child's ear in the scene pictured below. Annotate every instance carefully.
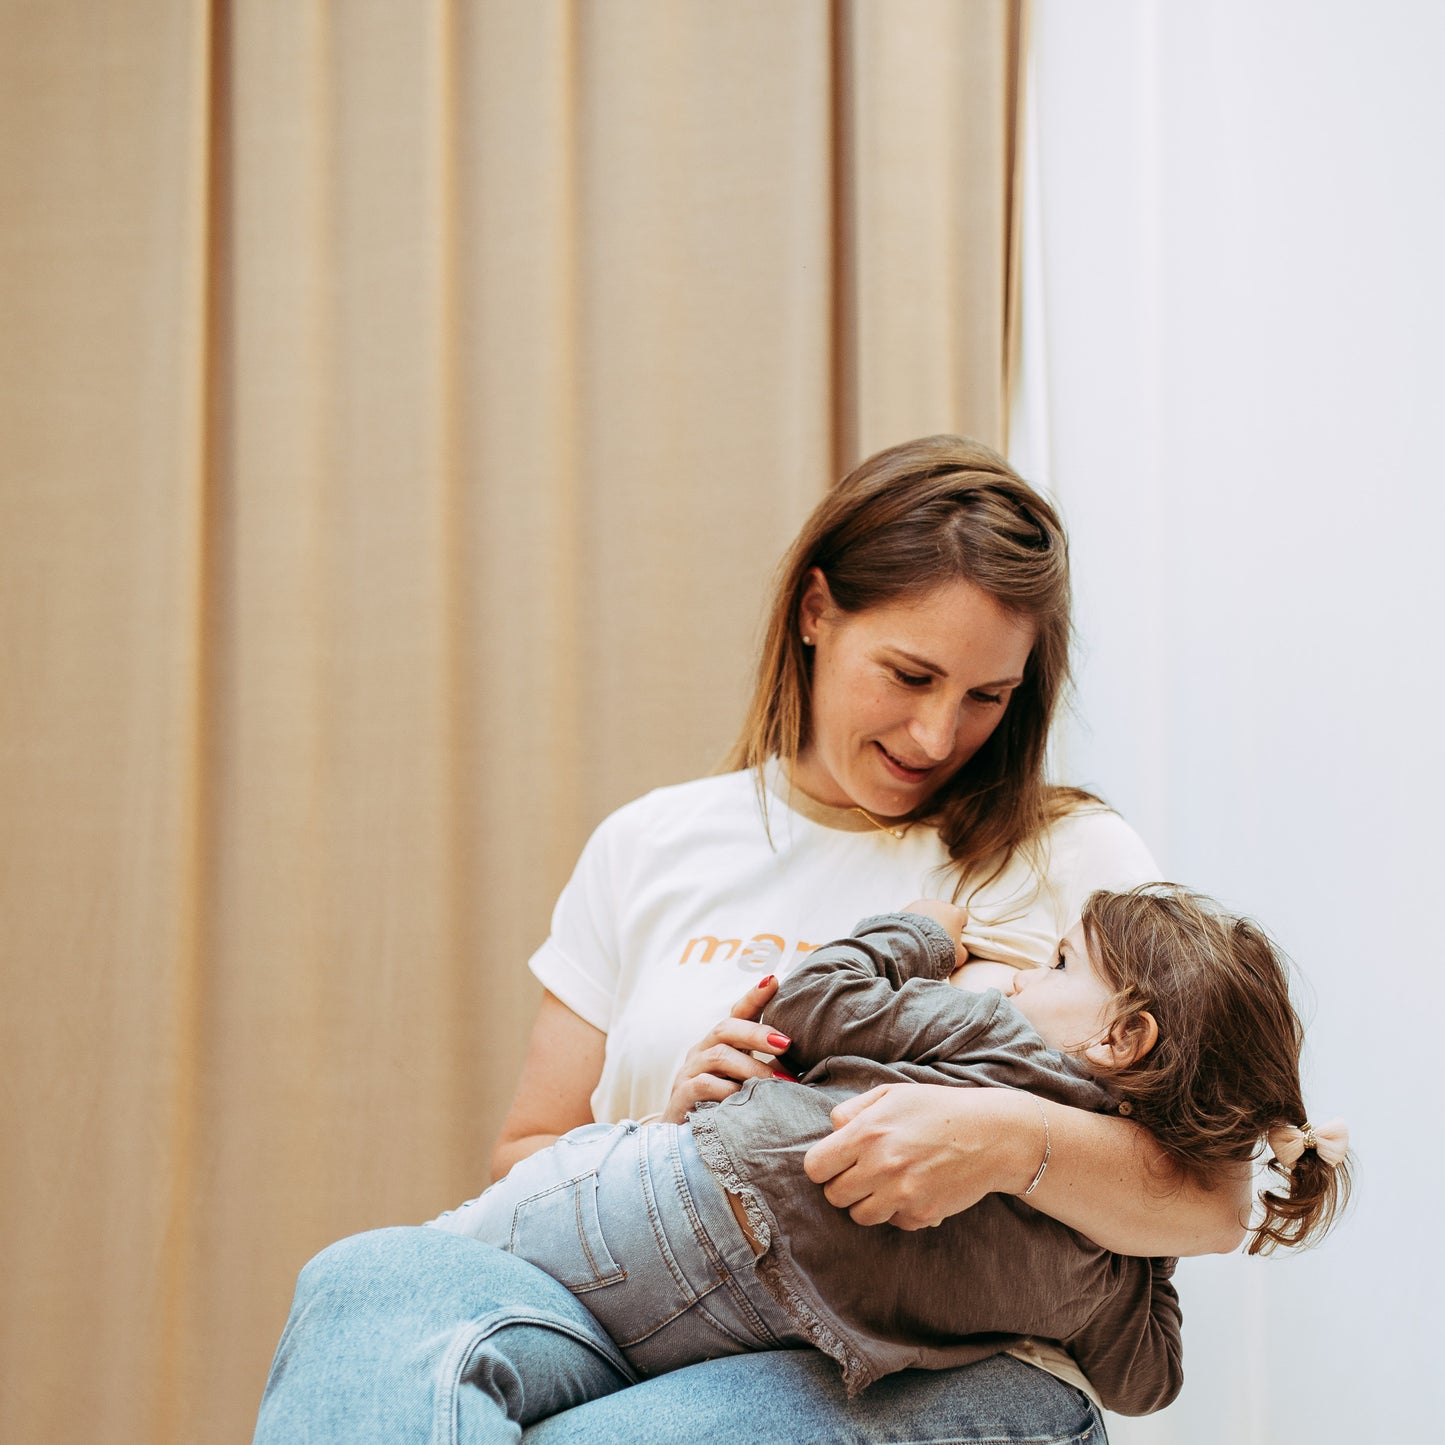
[1082,1011,1158,1071]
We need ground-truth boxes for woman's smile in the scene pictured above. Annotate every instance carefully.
[874,741,937,783]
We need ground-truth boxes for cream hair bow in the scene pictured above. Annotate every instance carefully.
[1267,1117,1350,1167]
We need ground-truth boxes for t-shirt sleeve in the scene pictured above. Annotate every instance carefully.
[527,808,631,1033]
[1046,806,1162,936]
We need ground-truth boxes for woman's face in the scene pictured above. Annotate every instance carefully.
[793,573,1036,819]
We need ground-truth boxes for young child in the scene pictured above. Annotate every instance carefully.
[430,884,1351,1415]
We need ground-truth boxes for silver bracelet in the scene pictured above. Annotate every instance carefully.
[1020,1095,1051,1198]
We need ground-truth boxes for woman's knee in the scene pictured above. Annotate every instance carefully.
[290,1226,507,1325]
[293,1227,413,1301]
[290,1225,620,1342]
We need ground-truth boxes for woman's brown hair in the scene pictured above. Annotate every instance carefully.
[1081,884,1354,1255]
[728,434,1094,888]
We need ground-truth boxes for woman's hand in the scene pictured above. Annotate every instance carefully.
[661,975,792,1124]
[805,1081,1251,1254]
[803,1083,1033,1229]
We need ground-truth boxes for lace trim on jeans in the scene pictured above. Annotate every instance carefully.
[687,1106,877,1395]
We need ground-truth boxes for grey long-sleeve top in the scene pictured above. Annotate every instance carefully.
[688,913,1182,1413]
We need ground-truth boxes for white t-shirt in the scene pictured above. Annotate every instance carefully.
[529,766,1160,1125]
[527,765,1161,1407]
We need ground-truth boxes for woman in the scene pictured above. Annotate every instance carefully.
[254,436,1248,1444]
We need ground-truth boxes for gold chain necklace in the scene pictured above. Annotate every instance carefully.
[851,807,908,840]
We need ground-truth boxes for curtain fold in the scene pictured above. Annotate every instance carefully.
[0,3,1025,1440]
[840,0,1024,461]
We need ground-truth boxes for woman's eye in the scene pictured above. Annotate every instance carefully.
[969,690,1004,706]
[892,668,931,688]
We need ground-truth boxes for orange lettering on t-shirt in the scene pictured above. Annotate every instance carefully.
[678,936,743,965]
[739,934,785,970]
[677,935,824,967]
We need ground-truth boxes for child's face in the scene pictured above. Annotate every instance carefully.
[1005,922,1118,1055]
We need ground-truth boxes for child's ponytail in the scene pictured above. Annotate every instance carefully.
[1250,1118,1353,1255]
[1081,886,1355,1256]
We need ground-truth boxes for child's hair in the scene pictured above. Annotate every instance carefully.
[1079,883,1353,1256]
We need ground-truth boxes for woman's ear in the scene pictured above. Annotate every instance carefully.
[798,567,835,641]
[1082,1010,1158,1072]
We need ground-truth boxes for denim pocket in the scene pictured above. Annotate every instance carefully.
[508,1171,626,1294]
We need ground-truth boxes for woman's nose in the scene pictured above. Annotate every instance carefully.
[907,694,959,761]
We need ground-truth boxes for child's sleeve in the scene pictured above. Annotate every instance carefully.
[1063,1256,1184,1417]
[761,912,992,1073]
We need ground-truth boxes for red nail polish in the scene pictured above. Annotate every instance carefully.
[767,1032,791,1050]
[771,1068,799,1082]
[758,975,776,989]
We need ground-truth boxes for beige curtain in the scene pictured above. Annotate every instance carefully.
[0,2,1025,1440]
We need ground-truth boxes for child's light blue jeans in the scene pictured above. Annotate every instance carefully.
[427,1119,808,1376]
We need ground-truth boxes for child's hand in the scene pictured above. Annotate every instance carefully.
[902,898,968,970]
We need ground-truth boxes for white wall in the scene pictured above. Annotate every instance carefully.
[1019,3,1445,1440]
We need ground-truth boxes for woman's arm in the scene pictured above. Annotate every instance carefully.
[489,990,607,1180]
[1024,1099,1250,1255]
[803,1082,1250,1256]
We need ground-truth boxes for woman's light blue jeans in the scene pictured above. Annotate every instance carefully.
[253,1126,1109,1443]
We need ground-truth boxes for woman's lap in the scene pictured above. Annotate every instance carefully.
[526,1349,1106,1445]
[255,1226,1106,1445]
